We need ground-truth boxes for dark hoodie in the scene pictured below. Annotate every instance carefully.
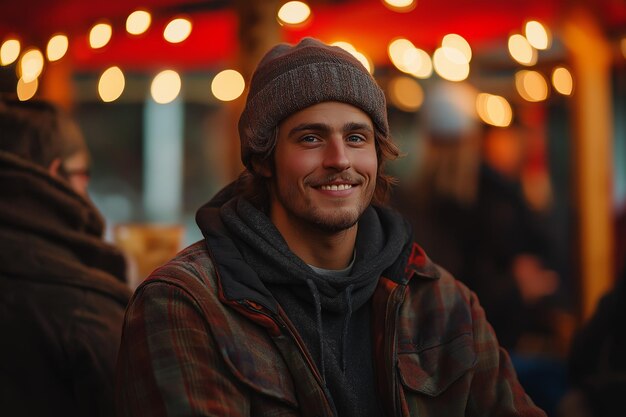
[196,181,412,417]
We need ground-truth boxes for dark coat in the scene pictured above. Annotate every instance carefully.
[0,151,132,417]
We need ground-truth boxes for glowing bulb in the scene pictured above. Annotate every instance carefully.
[46,34,68,61]
[163,18,192,43]
[508,34,537,66]
[442,34,472,62]
[476,93,512,127]
[126,10,152,35]
[552,67,573,96]
[382,0,416,12]
[17,77,38,101]
[277,1,311,25]
[433,47,469,82]
[90,23,112,49]
[1,39,21,66]
[515,70,548,102]
[211,69,245,102]
[151,70,181,104]
[19,48,44,83]
[98,66,126,102]
[332,41,357,54]
[525,20,551,50]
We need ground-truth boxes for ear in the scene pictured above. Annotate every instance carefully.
[251,156,272,178]
[48,158,63,178]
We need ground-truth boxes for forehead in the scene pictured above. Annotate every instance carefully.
[279,101,373,130]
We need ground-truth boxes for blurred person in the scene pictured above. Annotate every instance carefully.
[558,267,626,417]
[0,98,132,417]
[116,38,544,417]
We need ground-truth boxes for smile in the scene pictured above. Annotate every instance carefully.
[319,184,353,191]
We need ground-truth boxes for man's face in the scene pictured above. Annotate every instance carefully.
[265,101,378,234]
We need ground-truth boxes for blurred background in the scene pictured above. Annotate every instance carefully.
[1,0,625,413]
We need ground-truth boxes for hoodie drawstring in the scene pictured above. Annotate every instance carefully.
[306,278,326,383]
[341,284,354,373]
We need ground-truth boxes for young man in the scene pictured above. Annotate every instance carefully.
[0,98,131,416]
[116,38,545,417]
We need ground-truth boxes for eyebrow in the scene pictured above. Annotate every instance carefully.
[288,122,374,137]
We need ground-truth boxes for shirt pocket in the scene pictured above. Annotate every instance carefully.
[397,332,477,396]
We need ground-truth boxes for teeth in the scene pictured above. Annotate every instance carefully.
[320,184,352,191]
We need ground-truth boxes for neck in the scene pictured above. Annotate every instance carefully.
[273,216,358,270]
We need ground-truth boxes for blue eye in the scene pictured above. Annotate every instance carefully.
[347,135,365,143]
[301,135,319,143]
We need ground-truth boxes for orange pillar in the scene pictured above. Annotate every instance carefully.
[561,4,615,320]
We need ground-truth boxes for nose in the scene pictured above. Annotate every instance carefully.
[322,137,351,171]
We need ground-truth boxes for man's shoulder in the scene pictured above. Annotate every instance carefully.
[142,240,218,294]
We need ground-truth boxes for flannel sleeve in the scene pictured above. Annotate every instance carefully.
[467,289,547,417]
[115,281,250,417]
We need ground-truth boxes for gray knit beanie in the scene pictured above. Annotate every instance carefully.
[238,37,389,171]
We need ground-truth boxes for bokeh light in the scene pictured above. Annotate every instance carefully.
[476,93,513,127]
[442,33,472,62]
[388,76,424,111]
[151,70,181,104]
[126,10,152,35]
[98,66,126,102]
[16,77,38,101]
[163,18,192,43]
[552,66,574,96]
[433,47,470,81]
[19,48,44,83]
[524,20,551,50]
[277,1,311,26]
[89,22,112,49]
[211,69,245,101]
[0,39,20,66]
[382,0,416,12]
[46,34,68,62]
[515,70,548,102]
[508,34,537,66]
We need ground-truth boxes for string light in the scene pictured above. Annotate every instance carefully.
[552,67,573,96]
[46,34,69,61]
[211,69,245,101]
[1,39,21,66]
[163,18,192,43]
[151,70,181,104]
[126,10,152,35]
[277,1,311,26]
[19,48,44,83]
[98,66,126,102]
[89,22,113,49]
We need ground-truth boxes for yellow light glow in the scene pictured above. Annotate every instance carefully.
[331,41,357,54]
[151,70,181,104]
[211,69,245,102]
[382,0,416,12]
[331,42,372,73]
[163,18,192,43]
[46,34,68,62]
[524,20,551,50]
[19,48,44,83]
[126,10,152,35]
[353,51,373,74]
[508,34,537,66]
[389,38,415,72]
[442,33,472,62]
[277,1,311,25]
[17,77,38,101]
[552,66,573,96]
[515,70,548,102]
[98,66,126,102]
[1,39,21,66]
[476,93,512,127]
[388,75,424,112]
[90,23,112,49]
[433,47,469,82]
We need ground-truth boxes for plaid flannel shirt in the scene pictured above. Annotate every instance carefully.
[116,238,546,417]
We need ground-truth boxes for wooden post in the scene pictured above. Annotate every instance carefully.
[561,4,615,320]
[223,0,282,181]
